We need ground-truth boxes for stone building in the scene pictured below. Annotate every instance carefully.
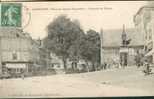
[0,27,50,76]
[101,26,144,67]
[49,52,64,70]
[134,5,154,63]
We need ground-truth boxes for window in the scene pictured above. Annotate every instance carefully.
[51,64,54,67]
[145,46,147,52]
[149,29,152,40]
[16,33,20,38]
[12,53,17,60]
[16,68,20,73]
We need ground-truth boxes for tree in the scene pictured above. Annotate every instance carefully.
[79,29,101,71]
[45,15,84,70]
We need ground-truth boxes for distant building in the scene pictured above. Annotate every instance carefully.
[134,5,154,63]
[101,26,144,67]
[0,27,50,75]
[49,52,64,70]
[43,37,92,72]
[48,52,89,71]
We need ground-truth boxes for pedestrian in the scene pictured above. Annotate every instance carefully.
[104,62,107,70]
[143,59,152,75]
[21,70,25,80]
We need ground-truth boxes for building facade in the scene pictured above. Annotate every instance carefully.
[0,27,50,76]
[49,52,64,70]
[101,27,144,67]
[134,6,154,63]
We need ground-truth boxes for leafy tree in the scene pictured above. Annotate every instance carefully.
[45,15,84,70]
[79,29,101,71]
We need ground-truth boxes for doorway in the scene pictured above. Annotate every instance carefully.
[120,52,128,67]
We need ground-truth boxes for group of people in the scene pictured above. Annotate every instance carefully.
[101,62,111,70]
[101,62,120,70]
[135,50,153,75]
[101,58,153,76]
[142,59,152,75]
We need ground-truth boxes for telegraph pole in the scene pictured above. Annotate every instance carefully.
[100,28,104,66]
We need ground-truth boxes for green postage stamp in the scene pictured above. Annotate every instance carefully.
[0,3,22,27]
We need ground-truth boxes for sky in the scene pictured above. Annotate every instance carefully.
[21,1,147,39]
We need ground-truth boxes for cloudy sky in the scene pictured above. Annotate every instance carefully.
[21,1,146,39]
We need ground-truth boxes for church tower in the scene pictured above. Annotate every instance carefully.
[121,24,127,46]
[120,24,129,67]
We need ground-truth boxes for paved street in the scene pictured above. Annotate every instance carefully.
[0,66,154,97]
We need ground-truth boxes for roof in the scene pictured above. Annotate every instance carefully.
[134,5,154,20]
[102,28,144,47]
[0,27,32,39]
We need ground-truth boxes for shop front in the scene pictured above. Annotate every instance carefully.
[2,62,29,77]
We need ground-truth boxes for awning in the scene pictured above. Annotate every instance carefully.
[119,48,129,53]
[6,64,26,69]
[145,50,154,57]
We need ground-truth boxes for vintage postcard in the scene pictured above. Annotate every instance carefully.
[0,1,154,98]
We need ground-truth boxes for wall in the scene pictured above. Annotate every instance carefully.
[102,46,144,66]
[102,47,120,65]
[0,37,30,62]
[0,28,51,74]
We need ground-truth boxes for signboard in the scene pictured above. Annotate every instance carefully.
[119,48,129,53]
[6,63,26,69]
[0,3,22,27]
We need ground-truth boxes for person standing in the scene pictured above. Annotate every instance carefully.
[143,59,152,75]
[21,69,25,80]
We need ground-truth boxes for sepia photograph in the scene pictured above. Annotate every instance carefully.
[0,1,154,98]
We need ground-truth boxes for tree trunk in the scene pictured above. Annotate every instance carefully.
[71,62,77,71]
[85,60,89,72]
[92,62,95,71]
[62,58,67,70]
[95,62,98,71]
[72,62,74,71]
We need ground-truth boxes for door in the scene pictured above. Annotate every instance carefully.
[120,52,128,67]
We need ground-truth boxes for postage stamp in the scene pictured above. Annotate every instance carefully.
[1,3,22,27]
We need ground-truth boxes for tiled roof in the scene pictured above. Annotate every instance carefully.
[0,27,34,40]
[102,28,144,47]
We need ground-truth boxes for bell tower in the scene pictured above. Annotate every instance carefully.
[120,24,128,68]
[122,24,127,46]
